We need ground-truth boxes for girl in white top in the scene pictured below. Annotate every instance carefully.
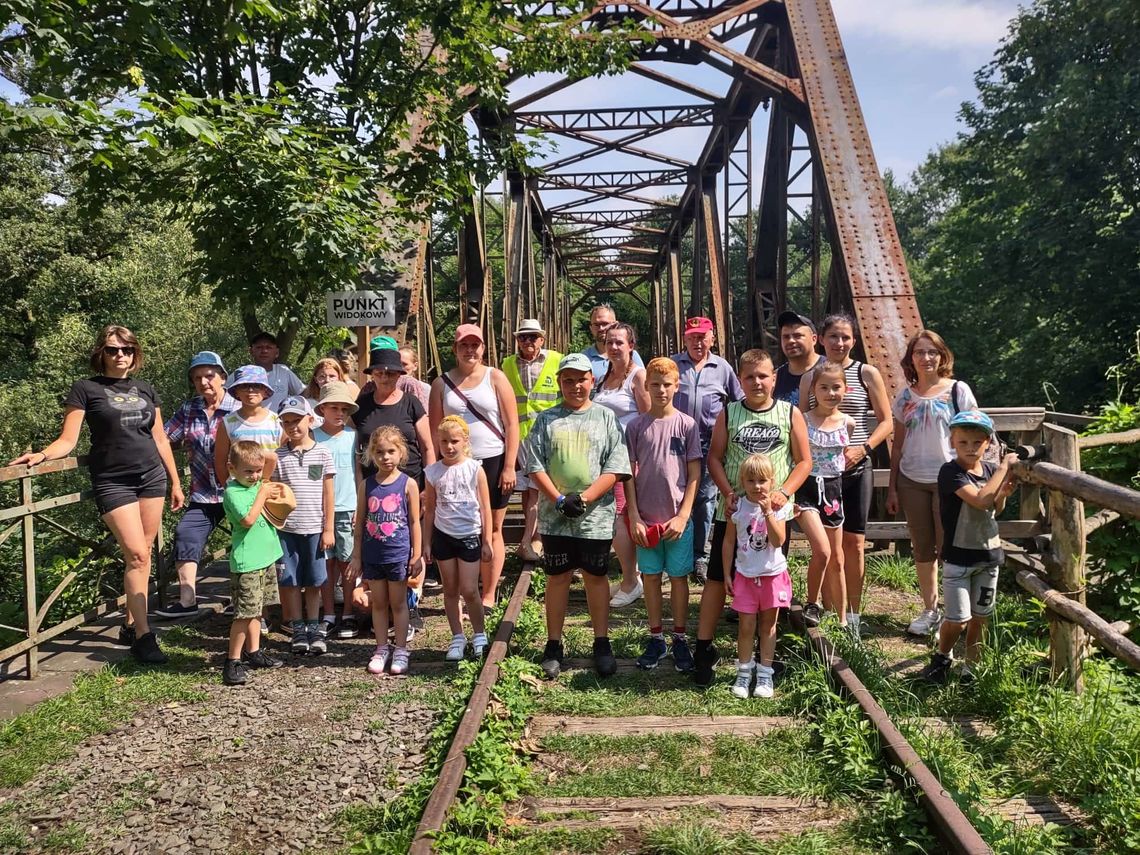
[428,325,519,611]
[723,452,794,699]
[797,362,856,629]
[887,330,977,636]
[592,323,651,607]
[423,416,494,660]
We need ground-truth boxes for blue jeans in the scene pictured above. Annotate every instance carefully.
[691,461,719,565]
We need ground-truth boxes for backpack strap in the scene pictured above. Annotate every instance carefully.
[854,360,869,393]
[951,380,962,415]
[442,372,506,443]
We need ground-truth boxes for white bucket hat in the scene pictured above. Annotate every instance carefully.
[514,318,546,337]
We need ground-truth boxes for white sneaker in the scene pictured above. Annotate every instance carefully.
[609,578,644,608]
[731,660,755,699]
[446,634,467,661]
[753,664,775,699]
[907,608,943,636]
[472,633,489,658]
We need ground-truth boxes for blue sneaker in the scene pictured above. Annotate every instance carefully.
[637,636,669,670]
[671,635,694,673]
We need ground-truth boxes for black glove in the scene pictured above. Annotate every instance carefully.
[556,492,586,518]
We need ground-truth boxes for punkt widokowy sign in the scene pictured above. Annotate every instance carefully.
[325,291,396,327]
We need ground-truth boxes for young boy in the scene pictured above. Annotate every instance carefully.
[625,357,702,672]
[221,441,286,686]
[213,364,283,485]
[693,349,812,688]
[921,410,1017,684]
[525,353,631,679]
[313,382,360,639]
[249,331,304,412]
[273,396,336,655]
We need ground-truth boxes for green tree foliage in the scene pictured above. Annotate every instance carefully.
[1,1,637,356]
[894,0,1140,409]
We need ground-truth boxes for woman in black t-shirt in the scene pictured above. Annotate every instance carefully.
[353,348,435,487]
[10,325,183,664]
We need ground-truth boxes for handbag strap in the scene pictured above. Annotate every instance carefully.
[442,372,506,443]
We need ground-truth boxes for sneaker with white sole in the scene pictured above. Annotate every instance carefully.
[609,578,643,608]
[907,608,943,636]
[368,644,390,675]
[390,647,410,675]
[446,634,468,662]
[753,664,775,699]
[472,633,489,658]
[731,660,755,699]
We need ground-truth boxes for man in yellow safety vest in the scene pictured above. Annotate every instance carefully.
[502,318,563,561]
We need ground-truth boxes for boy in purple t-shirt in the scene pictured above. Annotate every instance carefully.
[625,357,702,673]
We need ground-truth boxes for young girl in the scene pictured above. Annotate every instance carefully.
[423,416,494,660]
[723,453,794,699]
[351,426,422,675]
[798,362,856,629]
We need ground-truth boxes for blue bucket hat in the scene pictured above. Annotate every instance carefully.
[948,410,995,436]
[188,350,226,376]
[225,364,274,395]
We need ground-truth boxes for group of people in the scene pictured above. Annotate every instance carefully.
[14,307,1016,694]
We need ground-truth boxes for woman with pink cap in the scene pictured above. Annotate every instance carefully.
[428,324,520,609]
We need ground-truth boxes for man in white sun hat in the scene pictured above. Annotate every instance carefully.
[501,318,563,562]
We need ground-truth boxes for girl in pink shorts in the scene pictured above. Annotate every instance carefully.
[722,453,794,699]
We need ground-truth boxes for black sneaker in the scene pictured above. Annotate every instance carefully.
[919,652,953,685]
[803,602,823,628]
[308,625,327,655]
[243,649,283,669]
[130,631,169,665]
[336,616,359,639]
[671,635,694,673]
[317,618,335,640]
[291,625,310,655]
[222,659,248,686]
[693,642,720,688]
[636,636,668,670]
[593,637,617,677]
[691,559,708,586]
[540,639,564,680]
[117,624,136,646]
[154,602,199,619]
[409,606,424,635]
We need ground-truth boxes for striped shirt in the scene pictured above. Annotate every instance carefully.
[273,443,335,534]
[807,361,872,445]
[223,410,281,453]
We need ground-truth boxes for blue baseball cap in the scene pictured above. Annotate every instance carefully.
[558,353,593,374]
[188,350,226,375]
[949,410,995,436]
[225,364,274,395]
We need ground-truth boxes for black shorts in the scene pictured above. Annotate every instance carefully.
[432,528,482,563]
[796,475,844,529]
[707,520,734,583]
[841,460,873,535]
[91,466,167,515]
[540,534,612,577]
[479,454,511,511]
[173,502,226,563]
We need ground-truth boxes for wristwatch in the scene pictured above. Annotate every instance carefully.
[776,488,790,500]
[863,443,873,458]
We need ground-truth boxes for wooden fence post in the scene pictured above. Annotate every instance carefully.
[21,471,38,679]
[1042,424,1086,691]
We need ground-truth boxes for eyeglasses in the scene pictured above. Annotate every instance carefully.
[913,349,941,358]
[104,346,136,357]
[517,334,540,342]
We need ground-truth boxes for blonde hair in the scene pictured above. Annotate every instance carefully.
[645,357,679,383]
[365,426,409,468]
[304,358,346,399]
[810,360,847,392]
[738,452,775,486]
[737,348,773,371]
[437,415,471,458]
[229,440,266,469]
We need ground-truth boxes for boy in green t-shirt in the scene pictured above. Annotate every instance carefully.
[221,440,286,686]
[525,353,631,680]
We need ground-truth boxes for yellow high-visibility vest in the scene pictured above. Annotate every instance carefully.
[502,350,563,441]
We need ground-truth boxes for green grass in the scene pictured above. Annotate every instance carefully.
[641,820,874,855]
[496,827,621,854]
[0,625,210,788]
[864,554,919,593]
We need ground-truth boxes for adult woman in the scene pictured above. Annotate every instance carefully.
[155,351,239,618]
[428,324,519,609]
[886,330,976,636]
[593,322,650,608]
[11,325,184,663]
[353,348,435,489]
[304,358,357,413]
[797,314,892,634]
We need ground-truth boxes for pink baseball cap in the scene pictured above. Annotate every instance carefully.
[455,323,484,343]
[684,316,714,335]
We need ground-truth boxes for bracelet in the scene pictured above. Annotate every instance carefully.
[863,443,873,456]
[776,488,790,500]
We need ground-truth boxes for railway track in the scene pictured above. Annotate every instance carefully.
[405,561,995,854]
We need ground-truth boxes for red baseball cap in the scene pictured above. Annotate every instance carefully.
[684,316,714,335]
[455,323,484,343]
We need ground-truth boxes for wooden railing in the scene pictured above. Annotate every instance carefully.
[0,456,163,679]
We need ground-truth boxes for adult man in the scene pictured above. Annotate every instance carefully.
[671,316,743,583]
[773,311,822,406]
[249,332,304,411]
[501,318,563,562]
[583,304,644,381]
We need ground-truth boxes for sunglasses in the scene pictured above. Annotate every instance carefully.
[104,346,136,357]
[517,334,541,342]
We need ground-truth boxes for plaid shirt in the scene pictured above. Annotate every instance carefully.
[165,393,240,504]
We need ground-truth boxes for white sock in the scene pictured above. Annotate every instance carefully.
[737,658,754,669]
[323,613,336,624]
